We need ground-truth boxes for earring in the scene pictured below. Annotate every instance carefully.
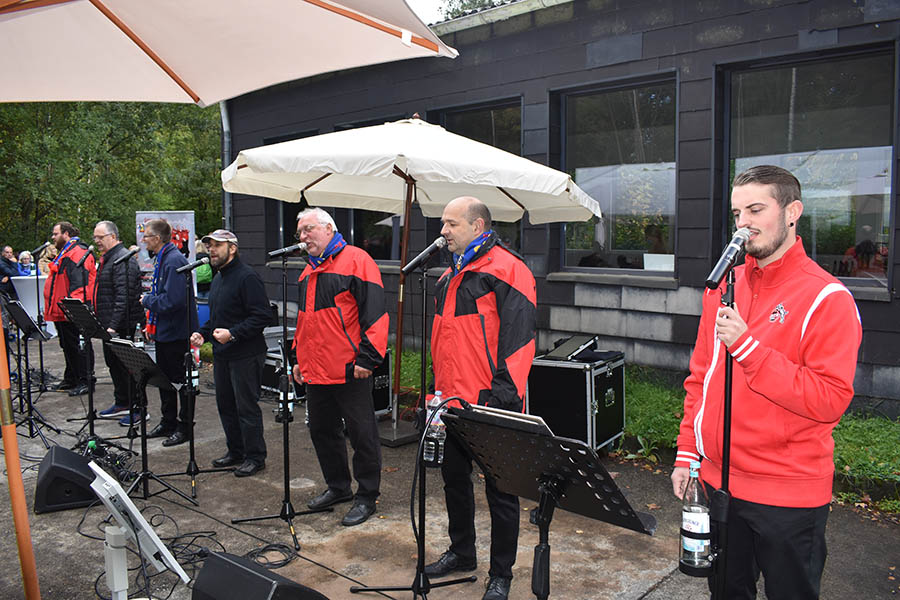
[789,222,794,227]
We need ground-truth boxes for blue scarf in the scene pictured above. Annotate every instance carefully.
[50,237,79,271]
[146,242,175,335]
[451,230,493,275]
[307,232,347,269]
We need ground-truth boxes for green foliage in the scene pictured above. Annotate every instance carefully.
[198,342,214,364]
[833,414,900,492]
[0,102,221,251]
[399,349,433,392]
[440,0,500,19]
[622,364,684,453]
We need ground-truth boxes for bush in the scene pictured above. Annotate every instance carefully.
[832,414,900,502]
[621,365,685,457]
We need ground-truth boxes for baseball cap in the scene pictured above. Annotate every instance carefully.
[201,229,238,246]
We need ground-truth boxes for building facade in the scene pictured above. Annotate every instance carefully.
[223,0,900,412]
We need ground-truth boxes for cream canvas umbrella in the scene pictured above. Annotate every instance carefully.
[222,117,602,433]
[0,0,457,106]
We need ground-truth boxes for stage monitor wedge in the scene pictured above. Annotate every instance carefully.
[192,551,329,600]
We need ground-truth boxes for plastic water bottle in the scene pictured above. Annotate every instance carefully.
[423,391,446,467]
[680,460,712,572]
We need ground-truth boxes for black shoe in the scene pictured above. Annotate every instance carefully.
[161,430,188,447]
[68,383,90,396]
[211,452,243,468]
[234,460,265,477]
[54,381,77,391]
[147,423,174,438]
[424,551,477,578]
[482,576,511,600]
[307,488,353,510]
[341,501,376,526]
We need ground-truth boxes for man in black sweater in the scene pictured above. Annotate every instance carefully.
[92,221,143,420]
[190,230,271,477]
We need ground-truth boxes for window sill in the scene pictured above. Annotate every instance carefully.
[844,284,892,303]
[548,270,679,289]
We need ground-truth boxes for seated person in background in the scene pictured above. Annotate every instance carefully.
[17,251,35,276]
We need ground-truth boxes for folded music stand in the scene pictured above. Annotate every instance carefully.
[443,405,656,600]
[106,338,197,506]
[5,299,58,447]
[58,298,109,439]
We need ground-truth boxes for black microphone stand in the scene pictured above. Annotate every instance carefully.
[158,257,232,498]
[232,247,331,550]
[352,267,475,597]
[32,250,48,391]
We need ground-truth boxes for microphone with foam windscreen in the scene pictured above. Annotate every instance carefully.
[706,228,751,289]
[75,245,94,269]
[401,237,447,275]
[113,246,139,266]
[268,242,307,258]
[176,256,210,274]
[30,241,51,256]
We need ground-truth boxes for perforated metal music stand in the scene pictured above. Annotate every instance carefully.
[443,405,656,600]
[106,338,196,505]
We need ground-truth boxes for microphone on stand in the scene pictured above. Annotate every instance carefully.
[175,256,210,274]
[75,245,94,269]
[268,242,307,258]
[401,236,447,275]
[31,241,51,256]
[113,246,139,266]
[706,228,751,289]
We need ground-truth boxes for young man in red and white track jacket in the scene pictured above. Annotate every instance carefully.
[672,165,862,600]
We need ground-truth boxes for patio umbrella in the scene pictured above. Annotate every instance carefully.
[221,117,602,426]
[0,0,457,106]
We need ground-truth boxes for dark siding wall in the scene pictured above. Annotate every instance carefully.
[226,0,900,405]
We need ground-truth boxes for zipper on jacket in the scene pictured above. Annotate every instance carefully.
[336,305,359,355]
[479,314,496,375]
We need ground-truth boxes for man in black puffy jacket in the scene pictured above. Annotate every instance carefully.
[92,221,143,419]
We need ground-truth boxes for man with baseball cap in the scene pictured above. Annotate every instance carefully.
[191,229,272,477]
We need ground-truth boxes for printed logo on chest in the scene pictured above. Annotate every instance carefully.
[769,303,788,324]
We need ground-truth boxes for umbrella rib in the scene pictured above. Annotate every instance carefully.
[0,0,76,16]
[303,0,439,54]
[497,187,526,211]
[303,172,332,191]
[87,0,201,104]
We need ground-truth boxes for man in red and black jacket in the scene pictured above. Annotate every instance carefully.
[44,221,96,396]
[424,196,536,600]
[291,207,388,527]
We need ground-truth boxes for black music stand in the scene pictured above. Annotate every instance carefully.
[106,338,197,506]
[443,405,656,600]
[5,299,58,447]
[58,298,109,439]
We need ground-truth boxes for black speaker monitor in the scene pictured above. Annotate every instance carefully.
[34,446,96,514]
[192,552,329,600]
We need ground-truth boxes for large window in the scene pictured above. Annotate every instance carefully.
[437,101,522,251]
[729,51,894,287]
[562,79,677,271]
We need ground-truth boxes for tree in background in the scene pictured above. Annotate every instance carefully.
[441,0,501,20]
[0,102,221,251]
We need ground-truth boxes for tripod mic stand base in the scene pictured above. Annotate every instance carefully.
[378,418,419,447]
[350,573,477,596]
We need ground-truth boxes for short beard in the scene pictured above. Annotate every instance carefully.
[746,212,790,262]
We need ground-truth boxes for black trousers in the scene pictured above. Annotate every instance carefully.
[213,353,267,464]
[306,377,381,503]
[156,338,188,433]
[707,487,829,600]
[440,432,519,579]
[56,321,93,385]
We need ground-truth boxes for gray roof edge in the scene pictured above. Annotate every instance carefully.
[432,0,574,35]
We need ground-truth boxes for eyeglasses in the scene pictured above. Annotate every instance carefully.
[92,233,112,241]
[294,223,321,240]
[143,233,159,240]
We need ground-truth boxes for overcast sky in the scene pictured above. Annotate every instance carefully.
[406,0,444,25]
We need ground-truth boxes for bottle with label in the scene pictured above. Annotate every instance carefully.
[422,390,446,467]
[680,460,712,574]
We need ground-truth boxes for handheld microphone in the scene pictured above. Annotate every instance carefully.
[706,228,751,289]
[31,241,51,256]
[113,247,139,266]
[75,245,94,269]
[401,236,447,275]
[176,256,210,274]
[268,242,307,258]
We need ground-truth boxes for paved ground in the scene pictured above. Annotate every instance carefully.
[1,340,898,599]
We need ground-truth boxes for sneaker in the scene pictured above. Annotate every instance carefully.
[119,412,149,427]
[99,405,130,419]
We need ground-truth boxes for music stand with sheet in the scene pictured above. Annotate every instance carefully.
[443,405,656,600]
[5,299,58,446]
[106,338,196,506]
[58,298,110,439]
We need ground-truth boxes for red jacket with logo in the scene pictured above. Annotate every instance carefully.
[43,241,96,322]
[675,240,861,507]
[431,234,536,412]
[293,244,388,385]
